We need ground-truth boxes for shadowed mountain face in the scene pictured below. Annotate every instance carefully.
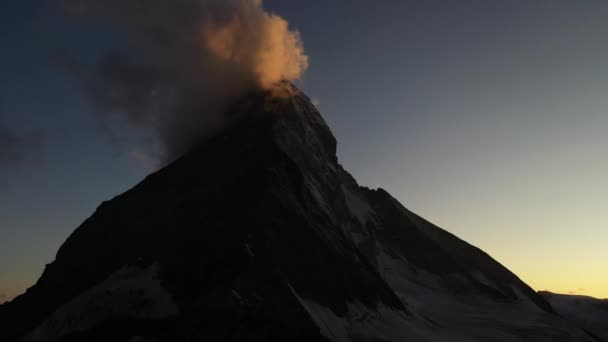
[0,83,601,341]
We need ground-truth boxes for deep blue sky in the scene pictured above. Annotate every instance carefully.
[1,1,607,301]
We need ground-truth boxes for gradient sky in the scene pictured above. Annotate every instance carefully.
[1,0,607,302]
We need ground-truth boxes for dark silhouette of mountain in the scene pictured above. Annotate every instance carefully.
[0,82,602,341]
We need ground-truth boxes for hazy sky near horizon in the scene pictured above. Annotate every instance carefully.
[1,0,607,301]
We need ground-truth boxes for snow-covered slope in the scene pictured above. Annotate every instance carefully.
[23,264,178,342]
[540,291,608,340]
[0,82,603,341]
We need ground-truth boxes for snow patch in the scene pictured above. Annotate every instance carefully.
[305,176,331,215]
[244,243,255,257]
[24,263,178,342]
[287,282,438,342]
[341,185,375,225]
[288,283,350,342]
[470,269,504,295]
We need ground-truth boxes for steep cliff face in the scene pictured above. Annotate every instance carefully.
[0,82,600,342]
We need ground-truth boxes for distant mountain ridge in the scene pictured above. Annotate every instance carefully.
[0,82,603,341]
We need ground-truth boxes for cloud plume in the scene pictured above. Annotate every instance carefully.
[63,0,308,162]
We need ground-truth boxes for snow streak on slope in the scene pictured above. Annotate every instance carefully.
[374,250,598,341]
[24,264,177,342]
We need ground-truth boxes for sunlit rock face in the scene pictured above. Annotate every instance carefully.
[0,82,601,341]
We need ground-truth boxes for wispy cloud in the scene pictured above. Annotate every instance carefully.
[0,104,43,168]
[0,104,44,170]
[129,147,158,172]
[567,288,586,295]
[0,118,23,167]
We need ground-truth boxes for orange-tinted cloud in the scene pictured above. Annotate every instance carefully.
[61,0,308,163]
[202,2,307,89]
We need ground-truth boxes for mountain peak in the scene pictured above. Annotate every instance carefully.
[229,81,338,168]
[1,85,602,342]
